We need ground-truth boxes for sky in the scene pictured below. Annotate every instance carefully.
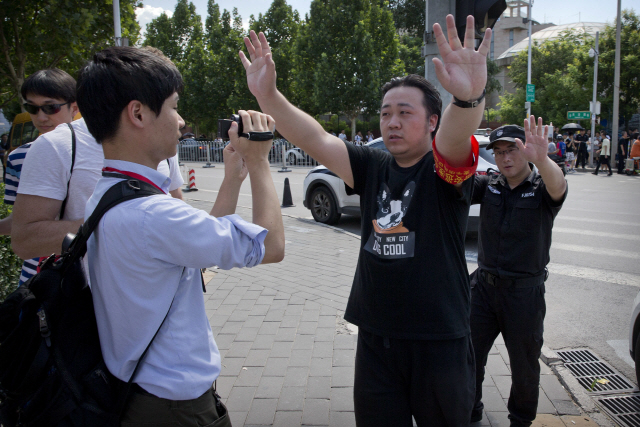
[136,0,637,37]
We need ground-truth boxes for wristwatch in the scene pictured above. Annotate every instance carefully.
[452,89,486,109]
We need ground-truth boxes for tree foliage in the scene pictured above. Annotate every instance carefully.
[0,183,22,302]
[499,11,640,131]
[293,0,404,139]
[387,0,425,38]
[0,0,140,111]
[498,30,594,126]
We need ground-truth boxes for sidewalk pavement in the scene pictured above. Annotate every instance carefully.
[185,199,600,427]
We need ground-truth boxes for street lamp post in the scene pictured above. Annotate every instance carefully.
[589,32,599,167]
[525,0,533,118]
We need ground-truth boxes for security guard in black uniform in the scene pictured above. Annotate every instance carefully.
[470,116,568,427]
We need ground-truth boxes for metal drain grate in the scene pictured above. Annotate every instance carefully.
[557,349,599,363]
[593,394,640,427]
[556,348,638,395]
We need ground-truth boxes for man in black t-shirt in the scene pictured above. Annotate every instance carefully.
[240,14,491,427]
[470,121,567,426]
[575,130,588,168]
[618,131,630,174]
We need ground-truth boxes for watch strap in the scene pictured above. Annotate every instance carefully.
[452,89,486,109]
[240,131,274,141]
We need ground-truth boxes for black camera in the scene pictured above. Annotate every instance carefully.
[218,114,243,140]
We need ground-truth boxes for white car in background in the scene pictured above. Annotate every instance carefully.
[302,134,497,231]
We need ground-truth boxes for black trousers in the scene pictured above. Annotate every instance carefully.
[471,275,546,427]
[576,150,588,168]
[354,329,475,427]
[594,155,611,174]
[618,155,626,173]
[121,385,230,427]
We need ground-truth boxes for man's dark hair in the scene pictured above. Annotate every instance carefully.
[21,68,76,103]
[76,46,183,143]
[381,74,442,135]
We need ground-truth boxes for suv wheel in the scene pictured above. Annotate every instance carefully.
[310,187,341,224]
[635,334,640,386]
[288,153,297,166]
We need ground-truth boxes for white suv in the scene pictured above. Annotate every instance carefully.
[629,291,640,385]
[302,135,497,231]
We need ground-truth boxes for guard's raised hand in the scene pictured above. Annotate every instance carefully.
[516,115,550,165]
[432,15,491,102]
[239,31,277,100]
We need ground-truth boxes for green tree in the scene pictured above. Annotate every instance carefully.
[144,0,202,64]
[486,58,502,97]
[0,183,22,302]
[145,0,212,133]
[293,0,404,139]
[226,8,261,114]
[575,9,640,132]
[387,0,425,38]
[0,0,140,110]
[398,34,424,76]
[249,0,300,100]
[498,30,593,126]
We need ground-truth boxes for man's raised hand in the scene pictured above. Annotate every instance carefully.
[239,31,277,100]
[432,15,491,102]
[516,115,550,165]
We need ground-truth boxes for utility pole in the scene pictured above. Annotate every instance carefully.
[525,0,533,118]
[611,0,622,159]
[423,0,455,108]
[113,0,128,46]
[589,32,599,167]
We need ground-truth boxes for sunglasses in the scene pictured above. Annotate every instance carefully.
[23,102,69,115]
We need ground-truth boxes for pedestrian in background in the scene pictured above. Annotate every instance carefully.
[354,131,363,145]
[565,134,576,172]
[575,130,588,169]
[593,130,611,176]
[617,130,630,174]
[366,130,374,142]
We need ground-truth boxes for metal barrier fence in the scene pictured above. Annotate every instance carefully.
[177,138,320,168]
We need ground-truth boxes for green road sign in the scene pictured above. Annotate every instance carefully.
[526,84,535,102]
[567,111,591,120]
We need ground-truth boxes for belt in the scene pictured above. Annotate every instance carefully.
[479,269,547,288]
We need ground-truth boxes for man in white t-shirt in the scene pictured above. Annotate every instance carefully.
[338,130,347,141]
[1,68,79,284]
[592,130,612,176]
[12,118,183,260]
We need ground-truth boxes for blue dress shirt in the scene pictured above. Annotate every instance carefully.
[85,159,267,400]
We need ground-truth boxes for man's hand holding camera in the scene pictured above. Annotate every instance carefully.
[228,110,276,166]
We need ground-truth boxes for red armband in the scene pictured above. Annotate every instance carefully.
[432,135,479,185]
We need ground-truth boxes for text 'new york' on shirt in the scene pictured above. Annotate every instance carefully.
[343,142,474,340]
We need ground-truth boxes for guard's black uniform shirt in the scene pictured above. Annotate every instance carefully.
[471,170,567,279]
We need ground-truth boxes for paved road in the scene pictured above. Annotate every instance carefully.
[180,162,640,387]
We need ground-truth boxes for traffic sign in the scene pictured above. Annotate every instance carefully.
[567,111,591,120]
[526,84,535,102]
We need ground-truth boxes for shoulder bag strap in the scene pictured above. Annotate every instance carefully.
[63,179,162,266]
[58,123,76,220]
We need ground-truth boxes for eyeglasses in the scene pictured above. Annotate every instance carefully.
[23,102,69,115]
[493,147,519,158]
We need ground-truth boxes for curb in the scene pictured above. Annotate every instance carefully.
[542,347,616,427]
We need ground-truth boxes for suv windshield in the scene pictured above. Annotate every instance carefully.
[479,145,496,165]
